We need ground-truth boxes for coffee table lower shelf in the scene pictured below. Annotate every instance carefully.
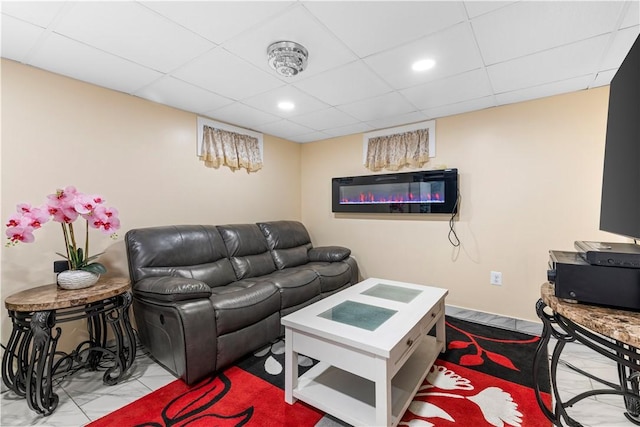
[292,336,442,426]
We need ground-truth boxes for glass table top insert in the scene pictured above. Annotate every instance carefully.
[318,300,397,331]
[360,283,422,303]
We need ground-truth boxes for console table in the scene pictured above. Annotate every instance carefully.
[534,282,640,426]
[1,277,136,415]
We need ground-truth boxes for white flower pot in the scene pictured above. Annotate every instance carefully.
[57,270,100,290]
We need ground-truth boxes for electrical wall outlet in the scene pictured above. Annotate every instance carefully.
[490,271,503,286]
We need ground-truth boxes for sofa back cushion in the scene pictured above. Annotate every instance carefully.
[257,221,312,269]
[125,225,236,287]
[217,224,276,279]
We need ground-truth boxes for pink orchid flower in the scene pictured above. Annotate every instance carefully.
[75,194,104,216]
[21,207,50,229]
[5,212,24,228]
[17,203,34,214]
[47,186,78,202]
[6,226,35,243]
[47,198,79,223]
[91,206,120,233]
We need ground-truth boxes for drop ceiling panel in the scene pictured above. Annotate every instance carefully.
[222,4,358,81]
[292,60,391,105]
[365,111,431,131]
[472,1,625,65]
[135,77,233,115]
[591,69,617,88]
[293,131,332,143]
[338,92,417,122]
[172,47,284,100]
[463,1,517,19]
[363,22,484,90]
[322,122,375,138]
[1,1,67,27]
[0,15,46,62]
[29,33,163,94]
[289,107,360,131]
[140,1,295,44]
[401,69,494,110]
[242,85,330,118]
[304,1,466,57]
[422,96,497,119]
[621,1,640,28]
[256,119,314,139]
[53,2,214,73]
[204,103,281,131]
[487,34,610,93]
[495,75,595,105]
[600,26,640,70]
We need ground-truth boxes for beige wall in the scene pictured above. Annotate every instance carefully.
[301,87,629,322]
[0,59,302,347]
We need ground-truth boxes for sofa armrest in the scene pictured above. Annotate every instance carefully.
[133,276,212,303]
[308,246,351,262]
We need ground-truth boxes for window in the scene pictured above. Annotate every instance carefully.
[197,117,263,172]
[363,120,436,171]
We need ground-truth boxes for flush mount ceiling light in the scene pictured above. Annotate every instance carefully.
[278,101,295,111]
[267,41,308,77]
[412,58,436,72]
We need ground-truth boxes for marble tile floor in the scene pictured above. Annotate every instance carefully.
[0,306,636,426]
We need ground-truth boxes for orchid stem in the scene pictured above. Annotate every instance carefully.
[68,222,78,269]
[84,219,89,262]
[61,223,71,270]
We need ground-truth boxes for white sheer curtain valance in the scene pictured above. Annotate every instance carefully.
[200,125,263,172]
[365,128,430,171]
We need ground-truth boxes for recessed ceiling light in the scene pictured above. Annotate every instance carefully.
[412,59,436,72]
[278,101,295,111]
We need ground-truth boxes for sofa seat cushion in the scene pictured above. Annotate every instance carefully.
[305,262,353,293]
[260,269,321,309]
[210,281,280,336]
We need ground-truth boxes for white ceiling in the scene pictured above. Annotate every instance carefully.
[2,1,639,143]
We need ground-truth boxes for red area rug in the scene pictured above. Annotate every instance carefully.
[89,365,322,427]
[89,317,551,426]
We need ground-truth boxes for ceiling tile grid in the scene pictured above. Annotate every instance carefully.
[1,1,639,143]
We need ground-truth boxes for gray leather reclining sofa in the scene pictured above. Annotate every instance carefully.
[125,220,359,385]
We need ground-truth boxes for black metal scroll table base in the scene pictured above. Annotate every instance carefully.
[534,299,640,426]
[1,292,136,416]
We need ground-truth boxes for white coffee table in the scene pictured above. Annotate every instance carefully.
[282,277,448,427]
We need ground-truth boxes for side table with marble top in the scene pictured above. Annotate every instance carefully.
[534,282,640,426]
[1,277,136,416]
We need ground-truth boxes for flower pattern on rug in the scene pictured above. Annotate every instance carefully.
[446,321,539,371]
[132,372,253,427]
[401,363,524,427]
[252,339,313,375]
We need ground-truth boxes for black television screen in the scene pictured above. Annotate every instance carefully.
[599,34,640,240]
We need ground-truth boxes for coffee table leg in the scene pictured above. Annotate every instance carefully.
[284,327,298,404]
[436,306,446,352]
[374,358,392,426]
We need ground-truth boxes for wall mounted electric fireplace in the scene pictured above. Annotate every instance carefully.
[332,169,458,214]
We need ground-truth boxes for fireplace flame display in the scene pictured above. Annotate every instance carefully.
[339,182,444,205]
[332,169,458,214]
